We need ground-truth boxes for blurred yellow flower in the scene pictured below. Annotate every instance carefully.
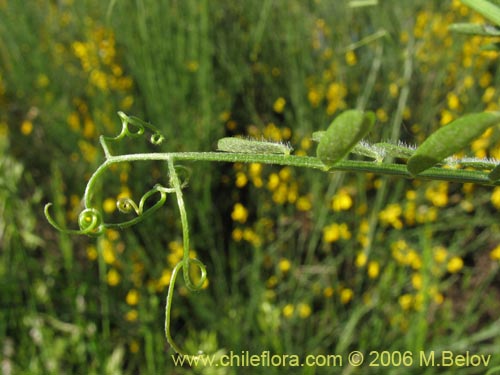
[86,245,98,261]
[447,92,460,110]
[126,289,139,305]
[231,203,248,223]
[490,245,500,261]
[125,310,138,322]
[282,304,294,318]
[331,189,353,211]
[296,196,312,211]
[103,198,116,214]
[278,258,291,273]
[323,223,351,243]
[379,203,403,229]
[235,172,248,188]
[345,50,357,66]
[355,252,367,268]
[367,261,380,279]
[323,287,334,298]
[399,294,413,311]
[232,228,243,242]
[411,273,423,290]
[102,239,116,264]
[267,173,280,191]
[273,97,286,113]
[106,268,120,286]
[129,340,140,353]
[447,256,463,273]
[340,288,353,304]
[433,246,448,263]
[491,187,500,209]
[21,120,33,136]
[298,303,312,319]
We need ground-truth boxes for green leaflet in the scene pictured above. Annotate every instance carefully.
[407,112,500,176]
[217,137,293,155]
[460,0,500,27]
[316,110,376,166]
[448,23,500,36]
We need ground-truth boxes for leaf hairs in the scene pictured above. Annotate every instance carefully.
[217,137,293,155]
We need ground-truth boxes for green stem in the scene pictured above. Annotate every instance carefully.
[83,152,498,209]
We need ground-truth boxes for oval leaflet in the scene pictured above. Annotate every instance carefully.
[407,111,500,175]
[217,137,293,155]
[316,109,376,166]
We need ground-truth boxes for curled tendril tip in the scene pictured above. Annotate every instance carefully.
[44,203,105,237]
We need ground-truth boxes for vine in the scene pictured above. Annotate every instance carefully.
[45,110,500,355]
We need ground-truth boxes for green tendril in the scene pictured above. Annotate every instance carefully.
[163,158,208,354]
[100,112,166,157]
[44,204,105,237]
[110,184,173,229]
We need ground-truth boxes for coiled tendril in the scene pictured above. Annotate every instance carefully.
[44,204,104,237]
[100,111,165,157]
[110,184,174,229]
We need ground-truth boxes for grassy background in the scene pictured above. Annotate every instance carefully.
[1,0,500,374]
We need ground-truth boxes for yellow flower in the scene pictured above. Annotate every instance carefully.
[273,97,286,113]
[308,88,322,107]
[376,108,388,123]
[482,87,496,103]
[121,95,134,110]
[129,340,140,353]
[433,292,444,305]
[379,203,403,229]
[235,172,248,188]
[411,273,423,290]
[447,256,463,273]
[433,246,447,263]
[298,303,312,319]
[367,261,380,279]
[231,203,248,223]
[323,223,340,243]
[331,189,353,211]
[279,167,292,181]
[102,239,116,264]
[355,252,367,268]
[323,287,334,298]
[425,182,448,207]
[296,196,312,211]
[232,228,243,242]
[103,198,116,214]
[266,275,278,288]
[447,93,460,110]
[267,173,280,191]
[86,245,98,261]
[126,289,140,305]
[399,294,413,311]
[440,110,454,126]
[491,187,500,210]
[282,304,294,318]
[345,50,357,66]
[186,60,199,72]
[340,288,353,304]
[389,83,399,98]
[21,120,33,136]
[157,269,172,290]
[125,309,138,322]
[106,268,121,286]
[490,245,500,260]
[278,258,291,273]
